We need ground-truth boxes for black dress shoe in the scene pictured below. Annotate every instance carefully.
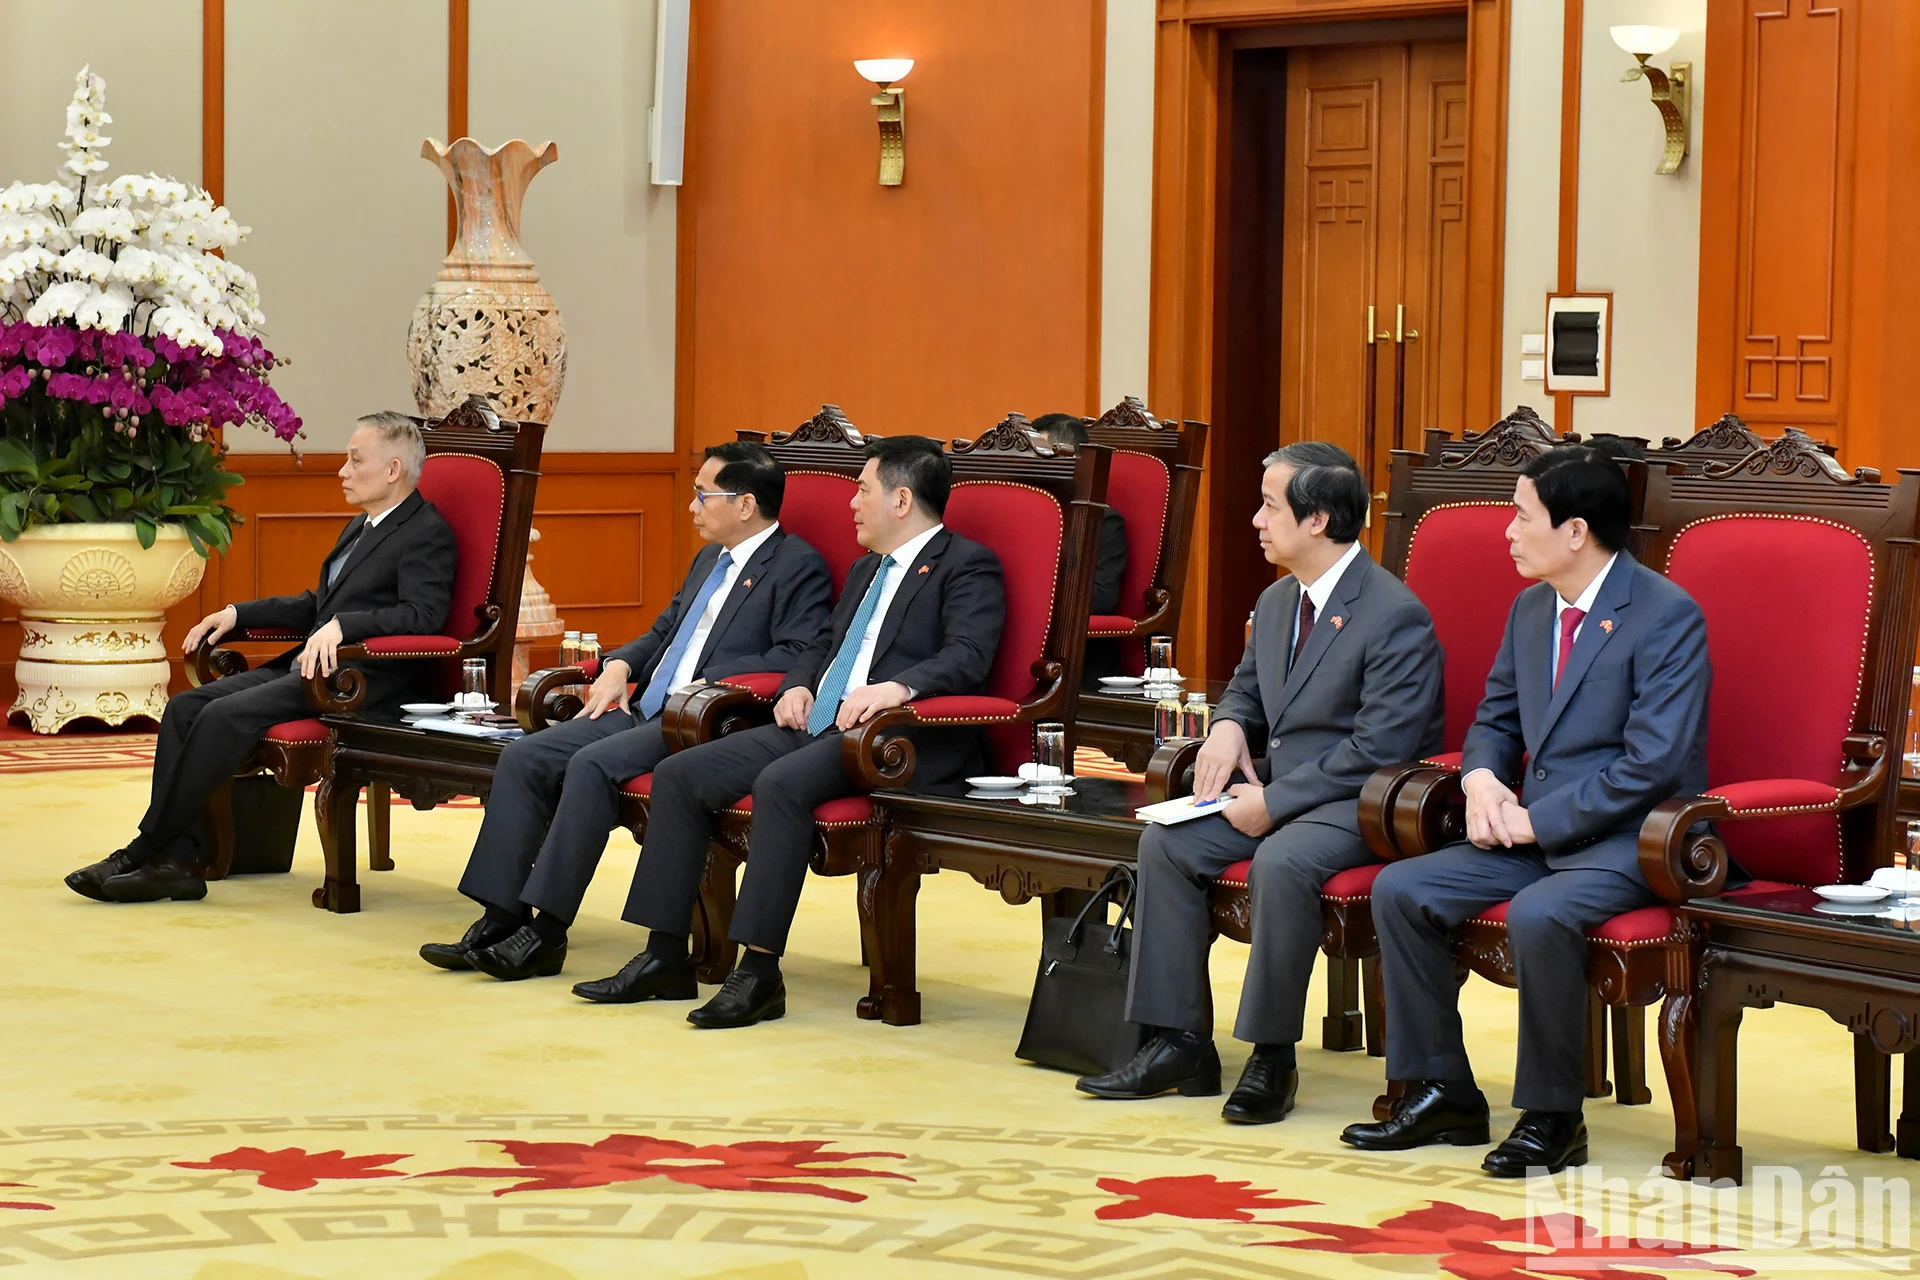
[1482,1109,1588,1177]
[98,858,207,903]
[420,915,522,972]
[1221,1052,1298,1124]
[66,850,141,901]
[687,969,785,1028]
[468,924,567,981]
[1339,1081,1491,1150]
[1076,1037,1223,1099]
[572,951,699,1003]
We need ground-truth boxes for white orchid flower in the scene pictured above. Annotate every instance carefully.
[25,278,92,323]
[56,246,114,281]
[75,282,134,330]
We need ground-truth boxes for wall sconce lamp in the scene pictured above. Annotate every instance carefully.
[854,58,913,186]
[1610,26,1690,175]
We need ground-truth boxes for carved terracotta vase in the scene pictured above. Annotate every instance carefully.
[408,138,567,422]
[0,524,205,732]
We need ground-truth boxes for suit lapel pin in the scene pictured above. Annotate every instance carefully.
[1330,616,1344,629]
[918,564,930,575]
[1599,618,1614,634]
[740,578,752,589]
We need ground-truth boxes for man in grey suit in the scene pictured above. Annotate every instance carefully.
[1077,441,1444,1124]
[418,441,833,983]
[1341,441,1711,1177]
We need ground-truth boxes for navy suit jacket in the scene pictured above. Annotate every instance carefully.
[1461,551,1711,877]
[606,528,833,696]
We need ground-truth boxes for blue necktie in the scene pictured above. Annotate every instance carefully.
[637,550,732,720]
[807,555,895,735]
[326,525,365,588]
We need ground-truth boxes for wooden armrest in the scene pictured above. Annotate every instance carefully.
[515,666,589,733]
[1637,795,1734,902]
[661,681,777,752]
[1357,763,1465,862]
[190,640,253,687]
[1145,739,1202,803]
[840,707,922,790]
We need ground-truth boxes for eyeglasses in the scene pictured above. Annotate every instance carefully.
[692,488,744,506]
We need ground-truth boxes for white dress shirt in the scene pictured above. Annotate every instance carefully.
[845,523,943,695]
[1289,540,1364,664]
[663,522,779,690]
[1550,551,1616,688]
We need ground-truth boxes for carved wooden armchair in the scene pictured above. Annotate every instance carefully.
[1162,407,1563,1057]
[1362,430,1920,1133]
[1082,396,1207,675]
[650,411,1111,1021]
[193,398,544,908]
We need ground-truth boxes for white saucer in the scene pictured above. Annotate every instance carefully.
[966,776,1026,791]
[1813,883,1890,903]
[1097,676,1145,689]
[1017,764,1074,785]
[401,702,453,716]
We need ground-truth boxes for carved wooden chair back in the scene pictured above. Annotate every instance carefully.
[1639,431,1920,885]
[738,405,871,601]
[1083,396,1207,673]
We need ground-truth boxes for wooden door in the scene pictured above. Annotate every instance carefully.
[1279,40,1468,550]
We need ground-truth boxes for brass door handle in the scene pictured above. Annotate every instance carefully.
[1396,303,1419,343]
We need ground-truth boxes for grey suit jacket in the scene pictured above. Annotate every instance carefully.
[1461,551,1711,876]
[1214,548,1445,835]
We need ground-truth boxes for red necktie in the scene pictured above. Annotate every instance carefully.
[1554,607,1586,688]
[1293,594,1316,668]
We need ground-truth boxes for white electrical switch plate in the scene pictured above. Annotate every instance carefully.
[1520,358,1546,381]
[1520,333,1546,355]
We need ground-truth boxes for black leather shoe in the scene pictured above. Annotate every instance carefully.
[687,969,785,1028]
[573,951,700,1003]
[468,924,567,981]
[98,858,207,903]
[66,850,141,901]
[1482,1109,1588,1177]
[1339,1082,1491,1150]
[1076,1037,1223,1099]
[420,915,522,972]
[1221,1052,1298,1124]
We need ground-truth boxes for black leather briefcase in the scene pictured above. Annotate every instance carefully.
[227,773,303,875]
[1015,864,1149,1075]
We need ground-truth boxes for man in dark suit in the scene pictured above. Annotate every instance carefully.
[65,412,457,904]
[422,441,833,981]
[1077,442,1444,1123]
[1030,414,1128,617]
[568,436,1005,1024]
[1341,441,1711,1177]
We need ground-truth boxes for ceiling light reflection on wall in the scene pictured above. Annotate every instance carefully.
[855,59,913,186]
[1610,26,1690,175]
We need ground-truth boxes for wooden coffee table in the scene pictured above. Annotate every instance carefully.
[1076,680,1228,772]
[1668,885,1920,1183]
[313,714,508,912]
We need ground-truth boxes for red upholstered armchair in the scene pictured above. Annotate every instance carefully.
[1158,407,1560,1055]
[655,411,1111,1021]
[1082,396,1207,674]
[193,397,544,910]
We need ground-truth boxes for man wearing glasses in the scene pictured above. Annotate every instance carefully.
[419,441,832,982]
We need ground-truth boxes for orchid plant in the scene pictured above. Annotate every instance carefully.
[0,66,301,556]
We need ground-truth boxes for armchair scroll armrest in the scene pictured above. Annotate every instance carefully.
[838,695,1035,790]
[1145,739,1203,803]
[515,666,590,733]
[1358,762,1465,862]
[190,627,305,688]
[661,676,779,751]
[1637,767,1866,902]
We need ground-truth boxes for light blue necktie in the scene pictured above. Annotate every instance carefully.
[637,550,732,720]
[807,555,895,736]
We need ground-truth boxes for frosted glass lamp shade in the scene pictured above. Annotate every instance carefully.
[1610,25,1680,56]
[855,58,914,86]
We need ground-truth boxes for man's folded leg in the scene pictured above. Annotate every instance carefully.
[70,667,308,903]
[686,729,856,1029]
[424,709,643,972]
[572,722,804,1005]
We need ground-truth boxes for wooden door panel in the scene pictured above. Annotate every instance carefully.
[1407,44,1469,443]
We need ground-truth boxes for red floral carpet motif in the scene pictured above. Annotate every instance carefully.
[1265,1201,1754,1280]
[1094,1174,1316,1222]
[424,1134,912,1201]
[173,1146,412,1191]
[0,1183,52,1211]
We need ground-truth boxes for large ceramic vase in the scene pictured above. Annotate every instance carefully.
[407,137,567,421]
[0,525,206,732]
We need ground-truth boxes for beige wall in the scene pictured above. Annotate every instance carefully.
[1572,0,1705,439]
[223,0,445,454]
[0,2,201,198]
[471,0,676,452]
[1099,0,1155,411]
[1498,0,1564,428]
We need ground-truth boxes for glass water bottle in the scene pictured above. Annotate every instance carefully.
[561,630,581,668]
[1182,692,1211,740]
[1154,690,1184,747]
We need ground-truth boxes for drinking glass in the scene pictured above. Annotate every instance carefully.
[461,658,488,707]
[1147,635,1174,681]
[1032,722,1070,794]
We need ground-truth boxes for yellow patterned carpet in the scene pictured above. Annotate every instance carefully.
[1,764,1912,1279]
